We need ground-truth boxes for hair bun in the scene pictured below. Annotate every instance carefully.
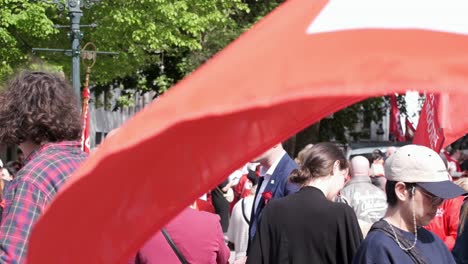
[288,167,311,185]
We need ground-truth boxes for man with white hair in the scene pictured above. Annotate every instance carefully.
[339,156,387,236]
[353,145,465,264]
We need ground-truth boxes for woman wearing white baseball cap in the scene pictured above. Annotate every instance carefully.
[353,145,465,264]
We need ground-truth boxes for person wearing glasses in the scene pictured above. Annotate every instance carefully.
[353,145,465,264]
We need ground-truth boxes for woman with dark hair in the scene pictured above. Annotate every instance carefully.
[247,142,362,264]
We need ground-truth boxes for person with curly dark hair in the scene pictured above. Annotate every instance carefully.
[0,71,88,263]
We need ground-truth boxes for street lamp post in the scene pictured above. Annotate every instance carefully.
[32,0,117,103]
[69,0,85,97]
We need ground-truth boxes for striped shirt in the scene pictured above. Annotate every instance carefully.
[0,141,87,263]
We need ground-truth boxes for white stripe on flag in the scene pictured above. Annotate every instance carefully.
[307,0,468,35]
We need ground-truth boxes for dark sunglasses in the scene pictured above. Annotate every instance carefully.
[417,186,444,206]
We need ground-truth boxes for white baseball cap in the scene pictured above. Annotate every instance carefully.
[385,144,465,199]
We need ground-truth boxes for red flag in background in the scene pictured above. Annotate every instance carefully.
[81,80,91,153]
[413,93,445,152]
[389,94,405,142]
[405,117,416,141]
[413,93,468,152]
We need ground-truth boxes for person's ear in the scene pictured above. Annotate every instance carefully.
[395,182,410,202]
[332,160,340,175]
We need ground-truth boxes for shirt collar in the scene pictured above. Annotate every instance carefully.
[347,176,372,184]
[26,141,82,162]
[259,150,286,177]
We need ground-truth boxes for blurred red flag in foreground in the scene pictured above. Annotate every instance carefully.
[28,0,468,263]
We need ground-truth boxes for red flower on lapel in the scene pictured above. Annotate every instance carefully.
[262,191,273,204]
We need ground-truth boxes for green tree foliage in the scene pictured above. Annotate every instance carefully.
[0,0,249,84]
[0,0,57,81]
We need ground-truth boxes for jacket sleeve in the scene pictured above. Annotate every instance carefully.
[340,204,363,263]
[246,204,275,264]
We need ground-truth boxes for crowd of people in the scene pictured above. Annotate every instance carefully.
[217,143,468,264]
[0,71,466,263]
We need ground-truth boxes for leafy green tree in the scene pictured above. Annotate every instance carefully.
[0,0,249,84]
[0,1,57,81]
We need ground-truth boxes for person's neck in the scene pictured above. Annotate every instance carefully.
[384,206,415,233]
[306,177,333,200]
[260,150,284,172]
[19,141,41,158]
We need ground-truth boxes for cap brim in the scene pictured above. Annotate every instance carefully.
[417,181,466,199]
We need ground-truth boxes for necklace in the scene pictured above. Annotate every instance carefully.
[384,196,418,251]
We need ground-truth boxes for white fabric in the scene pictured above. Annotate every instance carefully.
[385,145,450,182]
[228,169,243,186]
[254,151,286,212]
[307,0,468,36]
[370,163,385,177]
[2,168,12,181]
[227,196,255,260]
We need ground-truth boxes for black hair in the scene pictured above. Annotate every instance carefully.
[386,180,417,207]
[372,149,384,161]
[0,71,82,144]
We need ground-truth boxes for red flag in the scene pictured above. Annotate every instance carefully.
[413,93,445,152]
[28,1,468,263]
[389,94,405,142]
[405,117,416,141]
[80,79,91,153]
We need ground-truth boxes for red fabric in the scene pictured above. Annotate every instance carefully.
[425,196,464,251]
[443,151,462,173]
[230,174,255,213]
[234,175,254,199]
[413,94,445,151]
[405,117,416,141]
[413,93,468,151]
[27,1,468,263]
[389,94,405,142]
[194,199,215,214]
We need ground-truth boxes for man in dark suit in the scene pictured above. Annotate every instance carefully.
[248,143,299,246]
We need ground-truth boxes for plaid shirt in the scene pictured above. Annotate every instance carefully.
[0,141,87,264]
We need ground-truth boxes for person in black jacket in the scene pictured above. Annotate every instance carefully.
[247,142,362,264]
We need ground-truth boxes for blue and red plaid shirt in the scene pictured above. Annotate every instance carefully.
[0,141,87,264]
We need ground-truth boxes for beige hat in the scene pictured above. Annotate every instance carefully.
[385,144,465,199]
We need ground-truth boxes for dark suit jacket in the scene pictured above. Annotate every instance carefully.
[248,153,299,243]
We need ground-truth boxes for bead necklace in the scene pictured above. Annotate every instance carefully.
[384,195,418,251]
